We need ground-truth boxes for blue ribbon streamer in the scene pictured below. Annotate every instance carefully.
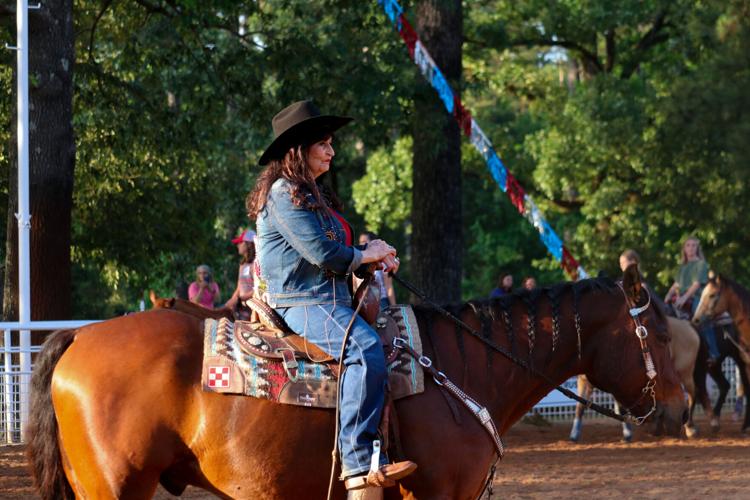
[377,0,585,278]
[486,152,507,192]
[378,0,403,23]
[430,68,454,114]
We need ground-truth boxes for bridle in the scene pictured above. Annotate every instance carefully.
[391,273,661,425]
[614,284,658,425]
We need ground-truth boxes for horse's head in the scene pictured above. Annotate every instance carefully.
[149,290,176,309]
[692,272,726,325]
[585,264,686,436]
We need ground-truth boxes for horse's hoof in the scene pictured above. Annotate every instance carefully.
[711,418,720,433]
[685,425,698,439]
[622,425,633,443]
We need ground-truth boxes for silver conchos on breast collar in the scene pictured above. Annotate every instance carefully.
[617,284,658,425]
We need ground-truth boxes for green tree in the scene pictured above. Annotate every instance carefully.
[66,0,417,317]
[463,0,750,291]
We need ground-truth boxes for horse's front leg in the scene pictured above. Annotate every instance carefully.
[684,376,699,438]
[709,359,731,432]
[569,375,592,442]
[736,361,750,433]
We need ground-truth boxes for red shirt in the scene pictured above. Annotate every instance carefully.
[329,209,353,247]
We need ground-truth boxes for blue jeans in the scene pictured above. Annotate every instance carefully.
[692,299,720,359]
[277,303,388,478]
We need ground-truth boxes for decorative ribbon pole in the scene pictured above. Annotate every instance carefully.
[377,0,587,280]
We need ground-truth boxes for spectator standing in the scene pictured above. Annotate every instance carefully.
[189,264,220,309]
[224,229,256,319]
[490,272,513,298]
[522,276,537,291]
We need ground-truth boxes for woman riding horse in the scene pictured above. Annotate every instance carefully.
[665,236,720,364]
[245,100,416,490]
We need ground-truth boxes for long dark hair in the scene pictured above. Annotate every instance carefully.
[246,145,324,219]
[247,132,341,219]
[242,243,256,265]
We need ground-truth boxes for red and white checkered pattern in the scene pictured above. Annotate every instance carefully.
[207,366,230,388]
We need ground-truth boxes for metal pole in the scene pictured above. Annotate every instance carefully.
[15,0,32,437]
[3,330,14,444]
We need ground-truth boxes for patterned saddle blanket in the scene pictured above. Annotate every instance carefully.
[201,305,424,408]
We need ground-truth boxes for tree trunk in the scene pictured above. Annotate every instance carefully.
[411,0,462,303]
[3,0,75,334]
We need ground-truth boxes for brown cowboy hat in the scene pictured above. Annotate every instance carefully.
[258,100,353,166]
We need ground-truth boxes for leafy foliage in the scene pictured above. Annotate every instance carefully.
[2,0,750,316]
[352,136,413,233]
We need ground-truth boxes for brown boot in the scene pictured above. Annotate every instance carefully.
[344,461,418,490]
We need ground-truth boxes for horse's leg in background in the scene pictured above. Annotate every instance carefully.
[692,345,714,436]
[613,401,633,442]
[737,360,750,433]
[708,357,730,433]
[671,318,700,439]
[569,375,592,442]
[734,363,745,420]
[683,373,698,438]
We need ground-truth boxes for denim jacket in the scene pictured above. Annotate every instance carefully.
[256,178,363,307]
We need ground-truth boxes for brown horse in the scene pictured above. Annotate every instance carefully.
[569,316,700,441]
[28,268,686,499]
[692,273,750,432]
[148,290,233,320]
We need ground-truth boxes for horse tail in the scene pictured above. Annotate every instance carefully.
[26,328,77,500]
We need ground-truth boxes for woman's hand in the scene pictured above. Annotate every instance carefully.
[664,283,679,303]
[361,239,400,274]
[361,239,396,264]
[381,254,400,274]
[675,294,688,309]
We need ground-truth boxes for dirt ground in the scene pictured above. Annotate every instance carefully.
[5,416,750,499]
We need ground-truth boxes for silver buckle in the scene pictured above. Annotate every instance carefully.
[635,325,648,340]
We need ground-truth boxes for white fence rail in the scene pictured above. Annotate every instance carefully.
[0,321,100,444]
[0,324,744,444]
[529,358,743,420]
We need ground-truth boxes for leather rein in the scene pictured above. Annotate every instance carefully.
[391,274,660,426]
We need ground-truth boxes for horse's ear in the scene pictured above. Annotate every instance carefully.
[149,290,158,306]
[709,270,720,286]
[622,263,642,303]
[167,297,176,308]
